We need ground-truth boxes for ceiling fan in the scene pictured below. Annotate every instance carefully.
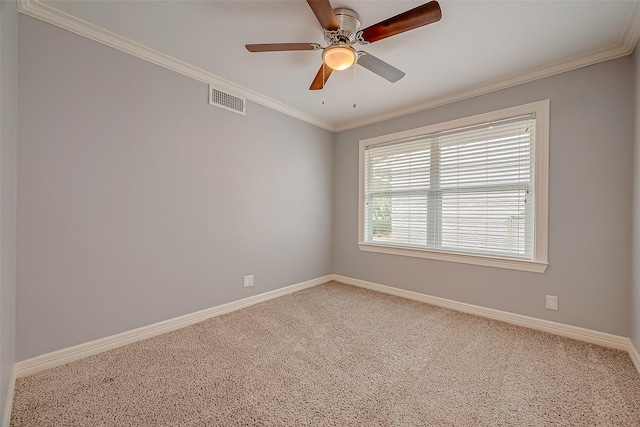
[245,0,442,90]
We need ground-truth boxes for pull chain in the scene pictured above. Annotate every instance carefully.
[322,65,325,105]
[352,63,357,109]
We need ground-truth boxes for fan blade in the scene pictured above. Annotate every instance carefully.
[306,0,339,30]
[245,43,319,53]
[309,64,334,90]
[360,1,442,43]
[357,52,405,83]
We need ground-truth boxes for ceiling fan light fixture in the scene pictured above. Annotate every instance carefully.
[322,44,357,71]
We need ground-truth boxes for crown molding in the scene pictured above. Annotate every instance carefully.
[334,1,640,132]
[334,43,632,132]
[620,0,640,53]
[16,0,336,132]
[17,0,640,134]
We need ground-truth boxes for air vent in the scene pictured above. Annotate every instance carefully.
[209,85,245,115]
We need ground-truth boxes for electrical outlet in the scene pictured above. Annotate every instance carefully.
[243,275,254,288]
[545,295,558,311]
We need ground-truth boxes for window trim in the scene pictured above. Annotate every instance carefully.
[358,100,549,273]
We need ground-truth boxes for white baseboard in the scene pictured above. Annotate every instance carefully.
[15,275,332,378]
[14,273,639,380]
[629,339,640,375]
[331,274,630,352]
[3,366,16,427]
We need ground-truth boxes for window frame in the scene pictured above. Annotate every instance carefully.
[358,100,549,273]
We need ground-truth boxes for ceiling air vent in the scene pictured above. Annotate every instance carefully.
[209,85,245,115]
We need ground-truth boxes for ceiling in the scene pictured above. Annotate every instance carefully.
[25,0,640,131]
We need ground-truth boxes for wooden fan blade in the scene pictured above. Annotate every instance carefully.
[360,1,442,43]
[357,52,405,83]
[309,64,334,90]
[306,0,339,30]
[245,43,319,52]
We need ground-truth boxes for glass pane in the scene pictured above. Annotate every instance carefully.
[364,115,535,260]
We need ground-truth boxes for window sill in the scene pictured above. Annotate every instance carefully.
[358,243,548,273]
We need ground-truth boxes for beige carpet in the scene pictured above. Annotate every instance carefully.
[11,281,640,426]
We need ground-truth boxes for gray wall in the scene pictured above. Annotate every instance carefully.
[0,0,17,418]
[16,15,333,361]
[633,49,640,351]
[333,57,633,336]
[12,8,639,365]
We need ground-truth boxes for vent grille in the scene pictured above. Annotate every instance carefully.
[209,85,245,115]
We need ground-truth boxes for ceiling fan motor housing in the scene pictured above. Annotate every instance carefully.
[329,8,360,43]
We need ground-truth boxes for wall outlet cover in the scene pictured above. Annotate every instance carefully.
[243,275,254,288]
[545,295,558,311]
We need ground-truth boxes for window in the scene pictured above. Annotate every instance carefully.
[358,100,549,272]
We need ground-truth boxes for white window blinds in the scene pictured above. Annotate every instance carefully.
[363,114,536,260]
